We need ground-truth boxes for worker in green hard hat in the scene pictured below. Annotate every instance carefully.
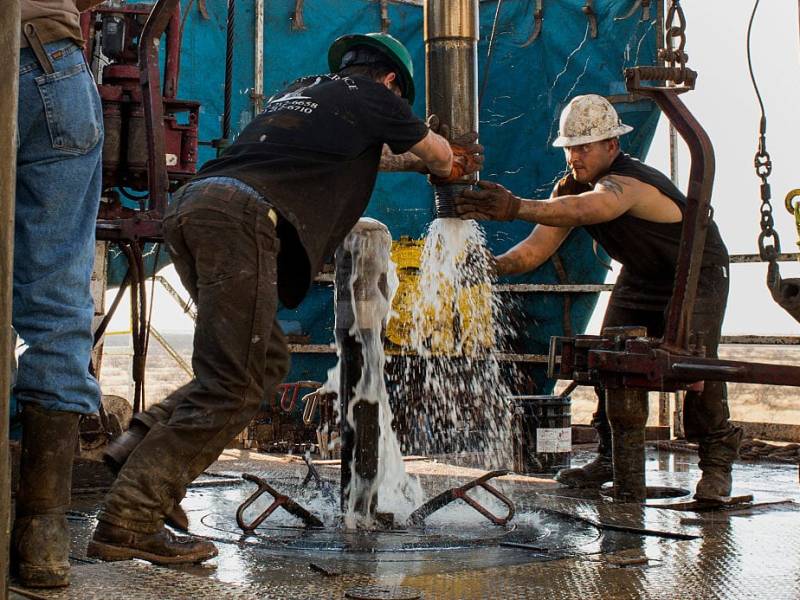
[328,32,417,103]
[87,32,483,565]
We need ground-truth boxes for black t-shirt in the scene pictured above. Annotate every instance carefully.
[556,153,729,311]
[195,74,429,307]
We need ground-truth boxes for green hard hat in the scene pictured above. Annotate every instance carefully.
[328,32,415,103]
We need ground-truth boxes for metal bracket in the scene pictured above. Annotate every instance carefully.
[278,380,322,413]
[582,0,598,39]
[615,0,651,22]
[407,470,515,527]
[236,473,323,532]
[520,0,543,47]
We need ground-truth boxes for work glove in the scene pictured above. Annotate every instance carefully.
[426,116,484,184]
[454,180,521,222]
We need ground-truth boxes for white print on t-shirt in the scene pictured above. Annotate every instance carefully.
[329,74,359,92]
[265,77,322,115]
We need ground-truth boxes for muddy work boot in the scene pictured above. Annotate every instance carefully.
[554,453,613,488]
[87,521,218,565]
[104,406,190,532]
[694,427,743,502]
[12,403,80,588]
[555,422,613,488]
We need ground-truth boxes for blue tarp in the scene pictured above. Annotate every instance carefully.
[109,0,661,393]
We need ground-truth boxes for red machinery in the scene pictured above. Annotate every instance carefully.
[83,0,200,413]
[81,0,199,242]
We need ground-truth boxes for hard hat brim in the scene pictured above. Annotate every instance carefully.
[552,124,633,148]
[328,34,416,103]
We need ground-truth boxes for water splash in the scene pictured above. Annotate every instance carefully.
[397,219,514,469]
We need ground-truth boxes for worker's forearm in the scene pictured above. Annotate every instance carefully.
[494,247,547,276]
[516,196,583,227]
[409,131,453,178]
[379,147,428,173]
[422,139,452,178]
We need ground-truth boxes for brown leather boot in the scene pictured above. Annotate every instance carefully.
[695,427,743,501]
[555,424,613,488]
[12,404,80,588]
[554,453,613,488]
[87,521,218,565]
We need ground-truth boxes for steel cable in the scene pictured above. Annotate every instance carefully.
[222,0,235,143]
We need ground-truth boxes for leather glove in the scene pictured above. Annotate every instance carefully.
[454,180,521,222]
[425,118,485,184]
[430,140,485,184]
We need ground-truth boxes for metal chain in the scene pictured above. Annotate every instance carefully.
[659,0,688,75]
[747,0,780,260]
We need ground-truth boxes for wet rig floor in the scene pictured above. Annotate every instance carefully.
[12,447,800,600]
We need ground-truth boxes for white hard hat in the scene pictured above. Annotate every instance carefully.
[552,94,633,148]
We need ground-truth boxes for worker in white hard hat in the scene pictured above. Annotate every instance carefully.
[453,93,742,502]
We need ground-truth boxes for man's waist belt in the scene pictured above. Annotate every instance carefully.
[189,177,278,227]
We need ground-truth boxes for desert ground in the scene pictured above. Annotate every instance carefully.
[100,334,800,430]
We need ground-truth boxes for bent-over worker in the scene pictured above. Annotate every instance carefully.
[88,32,482,564]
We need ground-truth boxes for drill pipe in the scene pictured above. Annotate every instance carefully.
[602,326,649,502]
[425,0,479,218]
[606,387,649,502]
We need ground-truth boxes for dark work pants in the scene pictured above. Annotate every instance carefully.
[99,181,289,532]
[592,267,741,460]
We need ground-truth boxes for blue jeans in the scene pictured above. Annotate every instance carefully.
[15,39,103,414]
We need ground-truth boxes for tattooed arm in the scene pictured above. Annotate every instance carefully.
[513,174,638,226]
[490,182,572,276]
[378,144,428,173]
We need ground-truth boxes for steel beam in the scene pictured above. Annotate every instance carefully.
[0,1,19,596]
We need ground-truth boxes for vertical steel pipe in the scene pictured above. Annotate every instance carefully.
[424,0,479,218]
[253,0,265,117]
[606,388,649,502]
[335,220,391,520]
[603,326,649,502]
[0,1,19,595]
[138,0,180,214]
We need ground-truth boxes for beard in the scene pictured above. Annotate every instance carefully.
[571,167,591,183]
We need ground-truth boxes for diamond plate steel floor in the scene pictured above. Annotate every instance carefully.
[13,448,800,600]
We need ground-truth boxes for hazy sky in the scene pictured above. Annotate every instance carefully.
[107,1,800,338]
[588,0,800,335]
